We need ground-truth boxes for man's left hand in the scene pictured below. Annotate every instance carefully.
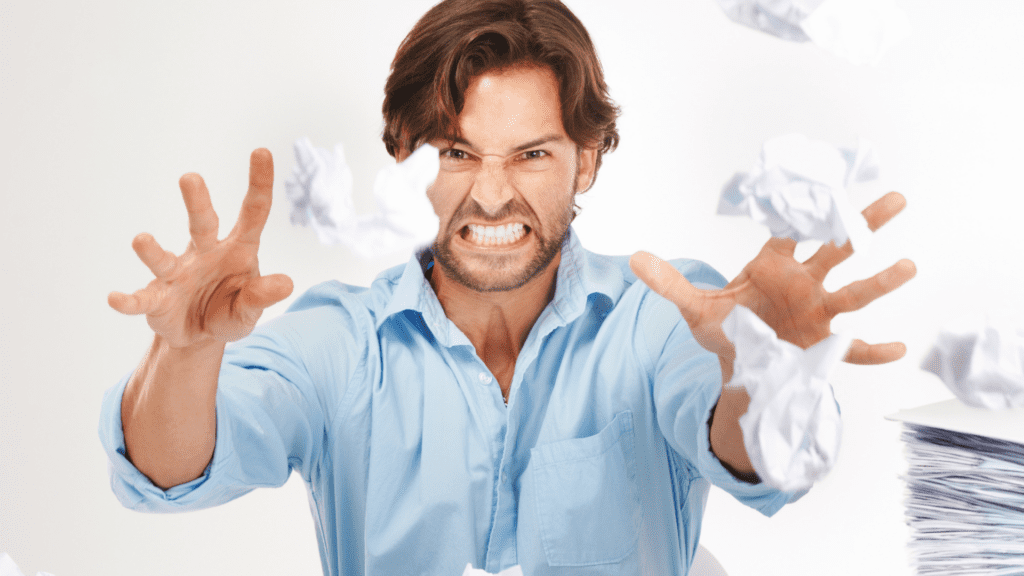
[630,191,916,380]
[630,191,915,476]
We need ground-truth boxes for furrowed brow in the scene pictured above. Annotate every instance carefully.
[511,135,564,153]
[448,134,565,155]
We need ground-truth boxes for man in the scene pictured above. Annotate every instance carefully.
[102,0,915,574]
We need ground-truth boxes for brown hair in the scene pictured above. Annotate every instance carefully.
[382,0,620,184]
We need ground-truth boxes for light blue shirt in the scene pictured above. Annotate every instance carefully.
[100,228,799,576]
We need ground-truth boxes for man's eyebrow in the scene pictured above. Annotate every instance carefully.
[511,135,565,152]
[449,134,566,154]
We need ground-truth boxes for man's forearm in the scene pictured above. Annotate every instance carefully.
[709,354,757,478]
[121,335,224,490]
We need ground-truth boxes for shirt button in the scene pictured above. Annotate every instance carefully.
[478,372,492,384]
[501,471,509,484]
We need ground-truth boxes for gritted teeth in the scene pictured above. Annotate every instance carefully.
[465,223,528,246]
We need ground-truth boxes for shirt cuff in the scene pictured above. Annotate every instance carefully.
[97,371,228,512]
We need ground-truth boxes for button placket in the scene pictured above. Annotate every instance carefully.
[500,547,517,571]
[484,373,525,571]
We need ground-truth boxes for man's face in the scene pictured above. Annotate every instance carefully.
[426,65,597,292]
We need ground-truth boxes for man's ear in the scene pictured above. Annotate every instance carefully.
[576,147,598,192]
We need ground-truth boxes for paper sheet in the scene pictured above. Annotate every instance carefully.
[0,553,55,576]
[284,138,440,260]
[714,0,910,65]
[887,398,1024,445]
[718,133,876,251]
[462,564,523,576]
[921,318,1024,410]
[722,305,851,492]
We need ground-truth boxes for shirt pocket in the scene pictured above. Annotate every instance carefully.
[530,410,641,567]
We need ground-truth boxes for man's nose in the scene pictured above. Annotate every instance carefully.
[469,157,514,214]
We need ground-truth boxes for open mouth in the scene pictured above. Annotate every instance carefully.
[459,223,532,248]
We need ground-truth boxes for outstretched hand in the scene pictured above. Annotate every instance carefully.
[630,191,916,379]
[108,149,294,349]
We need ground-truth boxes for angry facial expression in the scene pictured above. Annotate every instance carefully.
[426,65,597,292]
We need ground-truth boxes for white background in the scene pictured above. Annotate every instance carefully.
[2,1,1023,574]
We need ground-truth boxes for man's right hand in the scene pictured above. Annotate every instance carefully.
[108,148,294,489]
[108,148,293,348]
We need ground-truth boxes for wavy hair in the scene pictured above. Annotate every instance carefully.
[382,0,620,188]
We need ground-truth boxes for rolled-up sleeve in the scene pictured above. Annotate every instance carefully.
[99,286,369,513]
[639,259,802,517]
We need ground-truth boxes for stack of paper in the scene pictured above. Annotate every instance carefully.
[888,400,1024,574]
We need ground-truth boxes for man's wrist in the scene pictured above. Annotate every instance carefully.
[718,353,735,384]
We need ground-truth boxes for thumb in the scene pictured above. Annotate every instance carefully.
[238,273,294,310]
[629,251,700,313]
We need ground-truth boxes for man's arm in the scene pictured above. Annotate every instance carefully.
[634,192,915,482]
[708,358,757,478]
[120,336,224,489]
[108,149,293,489]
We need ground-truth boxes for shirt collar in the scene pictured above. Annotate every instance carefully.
[375,227,625,343]
[546,227,624,324]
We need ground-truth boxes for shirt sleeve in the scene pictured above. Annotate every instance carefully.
[638,258,804,517]
[98,286,371,513]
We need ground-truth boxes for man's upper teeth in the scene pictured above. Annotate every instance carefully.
[471,224,522,236]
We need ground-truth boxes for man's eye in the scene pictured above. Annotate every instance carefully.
[443,149,468,160]
[522,150,547,160]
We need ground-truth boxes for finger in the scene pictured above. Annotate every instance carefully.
[803,239,853,282]
[237,273,294,311]
[825,258,916,315]
[802,192,907,280]
[231,148,274,246]
[765,237,797,257]
[844,339,906,365]
[629,251,703,315]
[863,191,906,232]
[179,173,220,252]
[108,288,158,315]
[132,233,178,278]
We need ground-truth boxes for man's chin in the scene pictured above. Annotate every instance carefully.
[441,262,543,293]
[432,224,568,293]
[434,245,560,293]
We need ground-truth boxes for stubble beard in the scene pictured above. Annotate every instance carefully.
[431,190,577,293]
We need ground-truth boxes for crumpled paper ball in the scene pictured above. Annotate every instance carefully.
[722,305,851,492]
[462,564,523,576]
[921,318,1024,410]
[718,133,877,251]
[0,553,55,576]
[284,137,440,260]
[716,0,825,41]
[715,0,911,65]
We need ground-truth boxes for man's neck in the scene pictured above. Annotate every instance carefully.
[428,253,561,398]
